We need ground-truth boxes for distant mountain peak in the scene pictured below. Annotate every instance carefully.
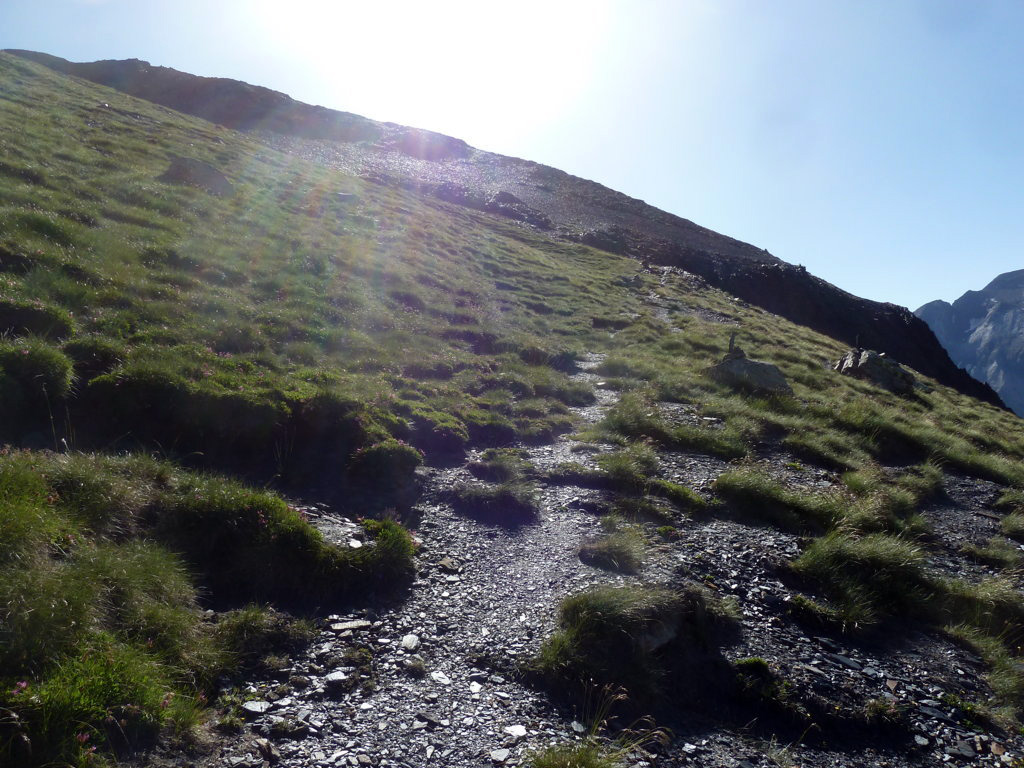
[917,269,1024,414]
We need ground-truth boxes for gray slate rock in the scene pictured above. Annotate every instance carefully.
[708,350,792,395]
[834,348,917,395]
[241,700,272,717]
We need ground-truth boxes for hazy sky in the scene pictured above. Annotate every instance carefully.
[3,0,1022,310]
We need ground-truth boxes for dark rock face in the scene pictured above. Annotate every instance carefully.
[917,269,1024,415]
[8,48,1005,408]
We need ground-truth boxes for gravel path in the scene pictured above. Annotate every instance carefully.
[210,353,1024,768]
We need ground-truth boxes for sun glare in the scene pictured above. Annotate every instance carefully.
[249,0,610,148]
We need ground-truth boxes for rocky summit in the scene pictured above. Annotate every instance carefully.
[918,269,1024,416]
[3,50,1024,768]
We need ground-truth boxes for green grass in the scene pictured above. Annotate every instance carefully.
[447,480,539,524]
[7,47,1024,751]
[790,533,934,628]
[0,449,413,766]
[467,448,534,483]
[1001,512,1024,541]
[531,743,622,768]
[533,584,736,704]
[713,469,843,532]
[578,523,645,573]
[963,537,1022,570]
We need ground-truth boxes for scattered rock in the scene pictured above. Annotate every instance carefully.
[490,748,511,763]
[401,633,421,651]
[254,737,281,764]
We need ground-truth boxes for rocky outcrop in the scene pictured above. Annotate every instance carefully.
[708,342,792,396]
[834,348,917,395]
[917,270,1024,415]
[7,49,1005,408]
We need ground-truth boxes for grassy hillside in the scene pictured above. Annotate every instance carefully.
[4,52,1024,765]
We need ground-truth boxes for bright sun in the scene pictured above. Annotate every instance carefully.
[249,0,611,148]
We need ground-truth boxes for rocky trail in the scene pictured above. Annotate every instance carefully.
[208,353,1024,768]
[212,355,650,768]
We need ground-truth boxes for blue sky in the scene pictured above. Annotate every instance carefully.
[3,0,1022,310]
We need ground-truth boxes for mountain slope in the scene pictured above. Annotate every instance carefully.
[6,51,1024,768]
[918,269,1024,415]
[5,48,1003,408]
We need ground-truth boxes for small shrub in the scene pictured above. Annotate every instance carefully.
[1001,512,1024,541]
[448,481,538,524]
[467,448,532,483]
[714,469,841,532]
[0,298,74,339]
[531,743,620,768]
[7,636,171,766]
[671,421,748,459]
[962,537,1021,570]
[578,529,644,573]
[533,584,735,702]
[62,335,124,380]
[346,438,423,486]
[941,578,1024,645]
[596,444,659,493]
[215,605,315,671]
[863,697,905,726]
[783,430,865,471]
[600,394,669,443]
[791,533,933,628]
[994,489,1024,513]
[0,338,74,438]
[463,408,518,446]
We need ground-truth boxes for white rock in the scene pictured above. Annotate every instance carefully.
[505,725,527,738]
[241,700,271,716]
[430,671,451,685]
[401,634,421,651]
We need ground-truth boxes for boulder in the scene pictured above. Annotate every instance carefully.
[158,154,234,196]
[834,348,916,395]
[708,348,792,396]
